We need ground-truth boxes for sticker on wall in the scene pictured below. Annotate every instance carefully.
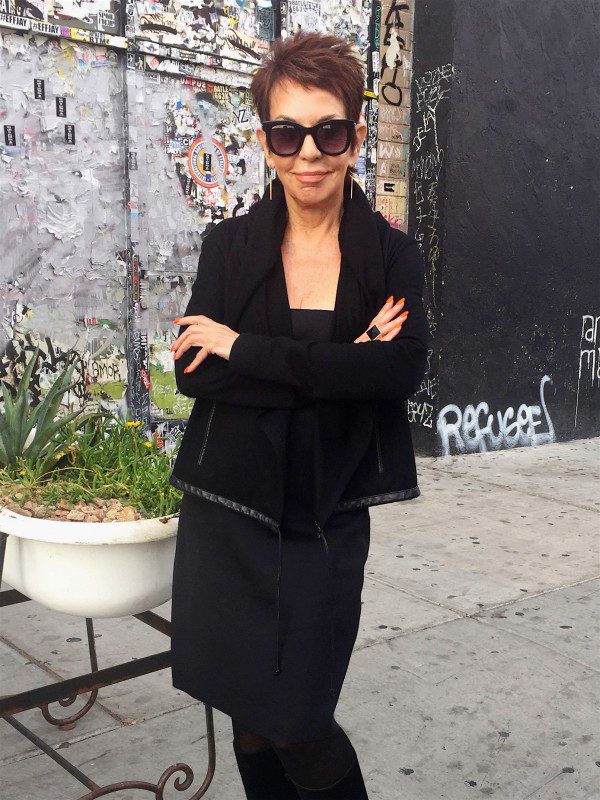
[4,125,16,146]
[0,0,122,35]
[128,0,269,61]
[187,136,229,188]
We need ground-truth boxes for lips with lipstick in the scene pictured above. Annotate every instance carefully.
[294,172,329,183]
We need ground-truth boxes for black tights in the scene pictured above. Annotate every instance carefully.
[231,717,357,791]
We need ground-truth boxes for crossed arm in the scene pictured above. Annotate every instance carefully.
[173,223,298,409]
[173,221,430,406]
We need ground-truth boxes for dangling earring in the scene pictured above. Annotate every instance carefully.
[269,177,272,200]
[350,177,353,200]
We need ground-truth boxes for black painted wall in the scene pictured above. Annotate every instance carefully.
[409,0,600,456]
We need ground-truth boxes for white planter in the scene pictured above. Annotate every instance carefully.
[0,507,179,618]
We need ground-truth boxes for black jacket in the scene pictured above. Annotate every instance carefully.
[170,174,430,533]
[169,175,429,685]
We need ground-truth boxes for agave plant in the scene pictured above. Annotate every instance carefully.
[0,346,101,475]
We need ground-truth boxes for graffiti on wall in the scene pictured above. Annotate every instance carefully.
[374,0,412,231]
[0,310,127,415]
[407,347,436,428]
[437,375,555,456]
[407,60,453,430]
[380,0,410,107]
[411,61,453,325]
[574,313,600,429]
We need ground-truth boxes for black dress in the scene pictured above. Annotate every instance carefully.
[170,309,371,742]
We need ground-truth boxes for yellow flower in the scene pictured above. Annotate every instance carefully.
[133,421,142,427]
[144,442,152,448]
[18,469,26,475]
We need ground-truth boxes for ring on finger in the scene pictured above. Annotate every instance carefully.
[367,323,382,341]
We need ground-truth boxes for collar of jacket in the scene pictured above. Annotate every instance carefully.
[223,174,386,330]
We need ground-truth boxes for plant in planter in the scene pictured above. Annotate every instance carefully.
[0,346,183,618]
[0,345,181,521]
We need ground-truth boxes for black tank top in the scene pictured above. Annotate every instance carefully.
[281,308,335,529]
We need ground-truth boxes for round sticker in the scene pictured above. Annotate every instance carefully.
[187,137,229,188]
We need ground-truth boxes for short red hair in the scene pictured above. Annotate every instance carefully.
[250,30,366,179]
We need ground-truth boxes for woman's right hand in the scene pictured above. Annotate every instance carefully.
[353,296,409,343]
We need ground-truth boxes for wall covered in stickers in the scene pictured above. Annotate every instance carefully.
[2,0,412,457]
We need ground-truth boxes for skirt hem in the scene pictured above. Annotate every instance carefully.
[171,674,338,743]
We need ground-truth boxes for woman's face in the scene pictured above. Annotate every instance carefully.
[256,80,367,210]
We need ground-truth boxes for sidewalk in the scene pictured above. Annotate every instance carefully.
[2,437,599,800]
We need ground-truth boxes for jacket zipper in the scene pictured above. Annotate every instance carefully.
[374,407,384,473]
[197,400,216,466]
[314,519,328,546]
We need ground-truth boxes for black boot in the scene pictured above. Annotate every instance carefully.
[287,752,369,799]
[233,740,300,799]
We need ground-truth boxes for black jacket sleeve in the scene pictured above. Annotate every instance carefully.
[174,220,297,409]
[228,231,430,401]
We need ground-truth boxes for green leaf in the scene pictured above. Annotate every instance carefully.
[27,364,79,456]
[12,347,41,448]
[25,408,86,462]
[0,418,11,466]
[0,382,17,462]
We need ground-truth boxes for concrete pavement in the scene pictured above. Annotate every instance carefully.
[1,437,599,799]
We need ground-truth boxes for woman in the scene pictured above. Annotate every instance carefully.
[169,30,429,799]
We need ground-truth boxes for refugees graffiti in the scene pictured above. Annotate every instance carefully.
[437,375,555,455]
[574,313,600,428]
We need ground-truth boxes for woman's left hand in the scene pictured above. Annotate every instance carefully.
[171,315,240,372]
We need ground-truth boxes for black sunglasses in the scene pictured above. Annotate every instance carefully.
[262,119,356,157]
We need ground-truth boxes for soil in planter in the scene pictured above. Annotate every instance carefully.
[0,489,146,523]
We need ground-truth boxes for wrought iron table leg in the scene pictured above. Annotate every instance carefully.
[0,531,7,584]
[41,618,99,729]
[0,531,217,797]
